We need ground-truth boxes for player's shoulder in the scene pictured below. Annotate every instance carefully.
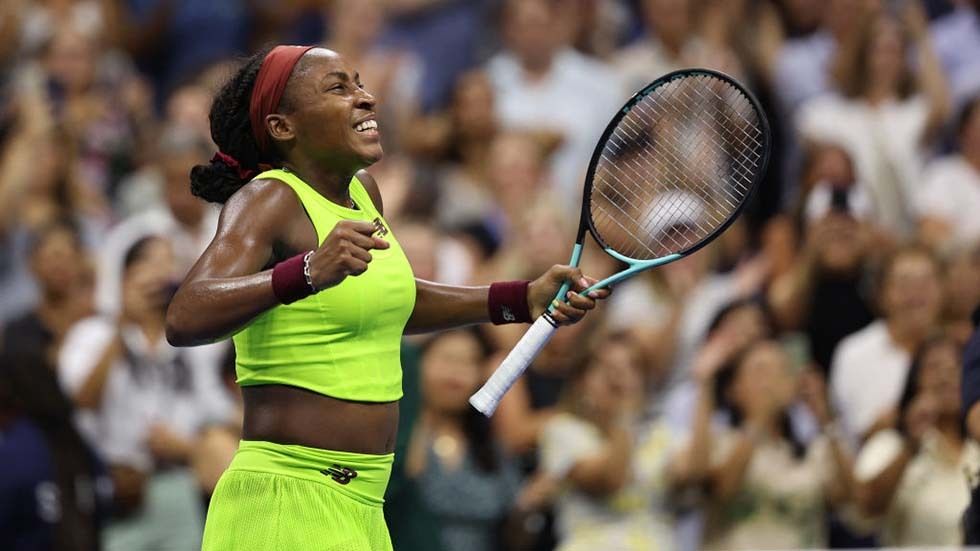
[226,177,299,209]
[217,178,304,231]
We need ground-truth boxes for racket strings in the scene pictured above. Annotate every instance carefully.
[589,73,764,260]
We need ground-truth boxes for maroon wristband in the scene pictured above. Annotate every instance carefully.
[271,252,313,304]
[488,280,532,325]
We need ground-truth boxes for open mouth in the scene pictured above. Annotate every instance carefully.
[354,120,379,134]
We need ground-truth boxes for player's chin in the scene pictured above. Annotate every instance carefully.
[357,143,384,166]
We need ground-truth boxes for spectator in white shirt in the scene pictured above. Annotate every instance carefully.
[693,339,853,551]
[916,95,980,251]
[59,236,230,551]
[830,244,943,444]
[612,0,708,97]
[486,0,623,210]
[797,6,951,237]
[96,124,219,314]
[853,334,980,546]
[537,334,681,551]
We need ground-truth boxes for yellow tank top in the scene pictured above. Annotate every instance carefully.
[232,169,416,402]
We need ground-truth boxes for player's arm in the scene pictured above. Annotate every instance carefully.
[404,270,606,334]
[166,180,295,346]
[355,170,609,332]
[167,180,389,347]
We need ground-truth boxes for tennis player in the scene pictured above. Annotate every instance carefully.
[165,45,608,550]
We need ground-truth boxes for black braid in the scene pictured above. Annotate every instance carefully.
[189,48,281,204]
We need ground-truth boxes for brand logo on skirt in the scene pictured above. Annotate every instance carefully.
[322,464,358,485]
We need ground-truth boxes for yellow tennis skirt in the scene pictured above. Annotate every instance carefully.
[202,440,394,551]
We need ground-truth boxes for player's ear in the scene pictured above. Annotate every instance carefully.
[266,114,295,145]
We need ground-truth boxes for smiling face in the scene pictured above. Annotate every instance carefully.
[881,250,942,331]
[270,49,383,171]
[917,340,962,417]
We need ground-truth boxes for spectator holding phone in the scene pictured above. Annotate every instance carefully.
[692,339,853,550]
[57,236,231,550]
[537,334,681,551]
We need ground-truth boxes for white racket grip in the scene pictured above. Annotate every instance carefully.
[469,316,558,417]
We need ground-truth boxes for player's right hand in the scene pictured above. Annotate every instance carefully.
[308,220,389,290]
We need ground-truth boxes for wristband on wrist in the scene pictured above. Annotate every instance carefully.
[271,251,316,304]
[488,280,532,324]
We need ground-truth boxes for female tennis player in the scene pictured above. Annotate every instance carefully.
[165,45,608,550]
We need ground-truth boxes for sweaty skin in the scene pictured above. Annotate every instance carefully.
[166,50,606,454]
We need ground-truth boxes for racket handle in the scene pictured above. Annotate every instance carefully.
[469,316,559,417]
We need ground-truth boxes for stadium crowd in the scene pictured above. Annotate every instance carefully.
[2,0,980,550]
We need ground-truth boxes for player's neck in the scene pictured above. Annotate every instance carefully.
[282,160,356,207]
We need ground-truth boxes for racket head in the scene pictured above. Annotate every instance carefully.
[580,68,771,263]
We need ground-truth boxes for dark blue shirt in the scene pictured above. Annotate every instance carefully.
[0,418,58,551]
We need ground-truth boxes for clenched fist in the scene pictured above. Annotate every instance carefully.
[307,220,389,290]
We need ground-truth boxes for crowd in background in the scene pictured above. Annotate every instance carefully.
[2,0,980,550]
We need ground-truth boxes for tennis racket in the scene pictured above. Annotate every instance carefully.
[469,68,771,417]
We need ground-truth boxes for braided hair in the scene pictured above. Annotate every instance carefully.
[190,49,282,204]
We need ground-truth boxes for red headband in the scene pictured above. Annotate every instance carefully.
[249,45,315,155]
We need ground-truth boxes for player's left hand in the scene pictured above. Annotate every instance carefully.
[527,265,610,325]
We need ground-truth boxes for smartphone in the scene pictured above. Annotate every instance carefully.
[830,188,850,213]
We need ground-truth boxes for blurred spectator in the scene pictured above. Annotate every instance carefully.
[930,0,980,109]
[916,95,980,251]
[2,221,94,369]
[406,329,521,551]
[57,236,230,551]
[395,219,440,283]
[40,26,155,203]
[613,0,708,95]
[14,0,107,57]
[432,70,501,229]
[694,339,852,550]
[662,297,779,428]
[0,222,106,551]
[774,0,871,118]
[853,334,980,546]
[561,0,629,60]
[830,244,944,443]
[941,246,980,345]
[163,83,214,153]
[486,0,623,207]
[604,239,765,405]
[797,6,951,237]
[697,0,783,84]
[96,124,218,314]
[381,0,490,111]
[0,375,64,551]
[537,334,680,551]
[768,148,877,373]
[109,0,249,101]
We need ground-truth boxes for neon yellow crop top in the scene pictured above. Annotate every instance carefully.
[232,169,416,402]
